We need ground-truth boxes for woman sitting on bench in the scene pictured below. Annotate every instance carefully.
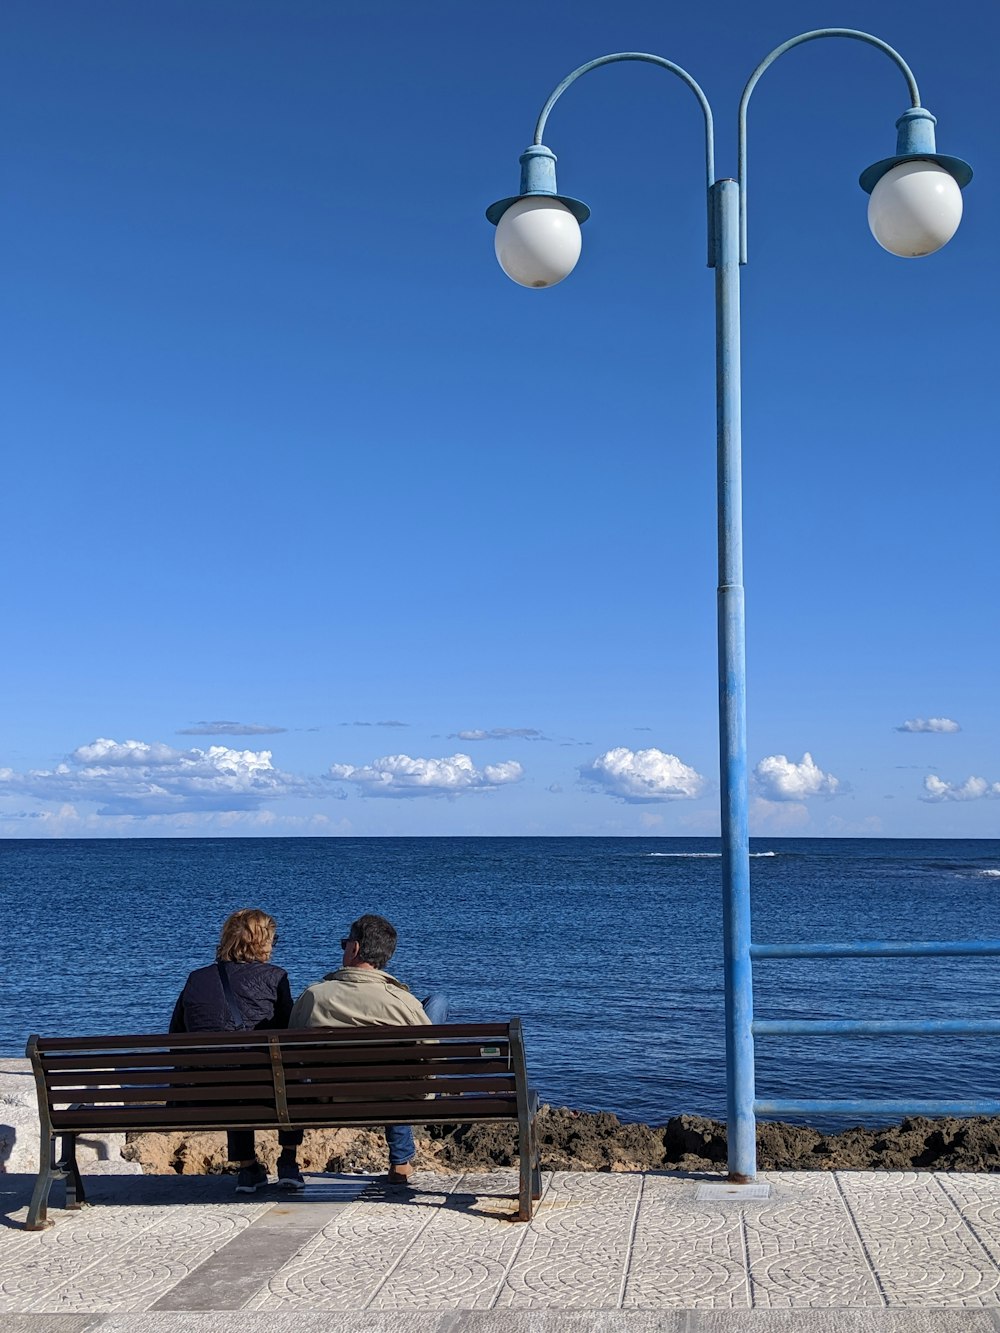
[169,907,304,1193]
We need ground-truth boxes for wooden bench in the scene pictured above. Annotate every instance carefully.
[24,1019,541,1230]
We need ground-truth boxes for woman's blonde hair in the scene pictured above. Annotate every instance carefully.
[216,908,277,963]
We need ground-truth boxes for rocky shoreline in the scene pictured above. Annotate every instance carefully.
[124,1105,1000,1176]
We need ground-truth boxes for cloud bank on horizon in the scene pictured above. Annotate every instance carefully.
[0,727,986,831]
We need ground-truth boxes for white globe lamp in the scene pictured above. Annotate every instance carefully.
[868,160,964,257]
[494,197,582,288]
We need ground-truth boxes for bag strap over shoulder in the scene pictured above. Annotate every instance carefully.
[216,961,248,1030]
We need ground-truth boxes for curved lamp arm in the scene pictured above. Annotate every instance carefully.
[533,53,716,195]
[738,29,922,262]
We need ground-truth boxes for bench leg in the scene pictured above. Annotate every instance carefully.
[531,1123,542,1202]
[517,1116,533,1222]
[58,1133,86,1210]
[25,1135,56,1231]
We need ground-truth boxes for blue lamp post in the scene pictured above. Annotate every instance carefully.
[486,29,971,1184]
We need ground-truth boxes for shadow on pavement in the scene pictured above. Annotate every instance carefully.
[0,1166,534,1229]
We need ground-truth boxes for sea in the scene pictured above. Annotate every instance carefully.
[3,836,999,1128]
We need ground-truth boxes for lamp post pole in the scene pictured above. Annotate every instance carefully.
[487,30,971,1183]
[711,175,755,1179]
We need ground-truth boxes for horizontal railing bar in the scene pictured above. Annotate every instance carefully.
[751,939,1000,960]
[755,1098,1000,1117]
[753,1019,1000,1037]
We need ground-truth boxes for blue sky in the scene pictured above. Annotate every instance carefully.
[1,0,996,839]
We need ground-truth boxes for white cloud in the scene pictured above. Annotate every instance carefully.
[897,717,961,734]
[451,727,542,741]
[580,748,705,803]
[752,752,840,802]
[328,752,523,798]
[922,774,1000,802]
[0,738,329,815]
[0,804,351,838]
[72,738,182,766]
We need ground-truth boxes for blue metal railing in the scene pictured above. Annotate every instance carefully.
[749,939,1000,1120]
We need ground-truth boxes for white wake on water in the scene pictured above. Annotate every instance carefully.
[646,851,778,858]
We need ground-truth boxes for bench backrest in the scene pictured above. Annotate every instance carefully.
[26,1021,529,1135]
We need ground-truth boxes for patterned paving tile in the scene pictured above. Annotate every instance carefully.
[28,1211,256,1313]
[744,1172,883,1308]
[494,1171,641,1310]
[838,1172,1000,1307]
[0,1199,270,1315]
[247,1172,471,1311]
[622,1172,748,1310]
[939,1172,1000,1271]
[365,1171,545,1310]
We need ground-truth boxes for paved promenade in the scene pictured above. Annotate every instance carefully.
[6,1163,1000,1329]
[6,1058,1000,1330]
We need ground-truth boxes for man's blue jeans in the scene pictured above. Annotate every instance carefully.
[385,994,448,1165]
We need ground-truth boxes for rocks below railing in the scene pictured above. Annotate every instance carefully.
[123,1105,1000,1176]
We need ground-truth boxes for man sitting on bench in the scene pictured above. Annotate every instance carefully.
[289,914,447,1184]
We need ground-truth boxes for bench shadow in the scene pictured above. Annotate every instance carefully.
[0,1170,526,1228]
[352,1175,526,1221]
[2,1168,732,1231]
[1,1172,46,1228]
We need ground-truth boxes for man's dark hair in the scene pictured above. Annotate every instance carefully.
[349,914,397,970]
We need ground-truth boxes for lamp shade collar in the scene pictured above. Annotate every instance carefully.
[486,143,591,225]
[860,106,973,194]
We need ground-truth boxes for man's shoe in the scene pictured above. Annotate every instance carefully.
[277,1160,305,1191]
[234,1162,269,1193]
[387,1161,414,1186]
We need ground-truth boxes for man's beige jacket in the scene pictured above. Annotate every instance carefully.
[288,967,430,1029]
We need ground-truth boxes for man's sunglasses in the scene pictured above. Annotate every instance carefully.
[340,937,354,950]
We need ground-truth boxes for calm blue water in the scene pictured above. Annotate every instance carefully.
[3,836,999,1126]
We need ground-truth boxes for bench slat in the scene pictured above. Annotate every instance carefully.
[35,1022,509,1053]
[44,1066,279,1089]
[43,1057,513,1090]
[279,1058,512,1079]
[48,1074,515,1108]
[283,1075,515,1100]
[48,1083,277,1106]
[50,1103,281,1129]
[277,1043,509,1066]
[287,1097,520,1123]
[39,1044,509,1075]
[50,1094,520,1132]
[40,1051,273,1072]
